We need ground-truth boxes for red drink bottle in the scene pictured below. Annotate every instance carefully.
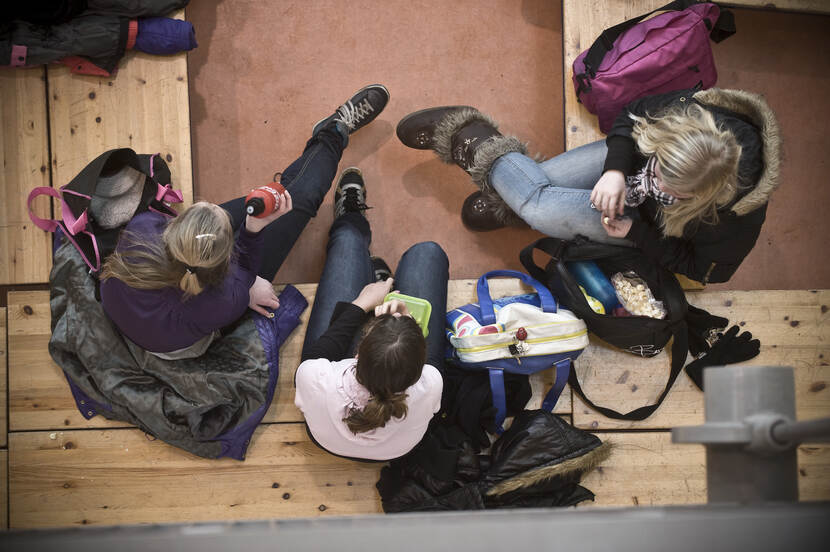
[245,182,286,217]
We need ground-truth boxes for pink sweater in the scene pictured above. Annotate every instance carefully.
[295,358,443,461]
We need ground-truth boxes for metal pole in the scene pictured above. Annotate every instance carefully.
[672,365,799,503]
[771,418,830,445]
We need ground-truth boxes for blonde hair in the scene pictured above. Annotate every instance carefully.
[101,202,234,298]
[631,102,742,237]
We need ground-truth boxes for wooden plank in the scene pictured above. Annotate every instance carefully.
[10,280,572,432]
[1,449,7,530]
[46,9,193,209]
[0,68,52,285]
[579,433,830,507]
[799,444,830,501]
[8,425,382,528]
[563,1,666,151]
[580,432,706,507]
[1,307,6,448]
[573,290,830,430]
[7,291,130,432]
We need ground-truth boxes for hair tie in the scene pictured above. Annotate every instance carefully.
[195,233,216,240]
[184,265,198,274]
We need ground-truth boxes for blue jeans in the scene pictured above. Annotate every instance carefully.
[302,212,449,368]
[489,140,634,246]
[221,123,348,281]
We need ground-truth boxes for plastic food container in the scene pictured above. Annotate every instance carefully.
[383,292,432,337]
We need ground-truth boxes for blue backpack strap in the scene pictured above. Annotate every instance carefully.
[541,358,571,413]
[488,368,507,435]
[477,270,558,324]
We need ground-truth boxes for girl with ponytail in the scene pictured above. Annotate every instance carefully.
[294,167,446,461]
[100,199,292,359]
[98,83,393,359]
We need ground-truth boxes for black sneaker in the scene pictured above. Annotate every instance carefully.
[313,84,390,137]
[334,167,370,218]
[371,256,392,282]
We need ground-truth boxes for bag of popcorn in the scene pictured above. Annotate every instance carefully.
[611,271,666,319]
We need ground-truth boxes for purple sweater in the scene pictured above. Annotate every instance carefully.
[100,212,264,353]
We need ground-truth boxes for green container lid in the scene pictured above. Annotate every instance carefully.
[383,292,432,337]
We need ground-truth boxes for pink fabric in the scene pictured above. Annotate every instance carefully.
[573,3,720,133]
[27,187,61,232]
[295,358,443,460]
[155,183,184,203]
[11,45,27,67]
[126,20,139,50]
[60,56,112,77]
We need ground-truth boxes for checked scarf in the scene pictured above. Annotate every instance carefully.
[625,157,677,207]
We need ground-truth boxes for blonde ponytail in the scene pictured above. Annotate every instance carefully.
[179,268,203,296]
[101,202,234,298]
[630,103,742,237]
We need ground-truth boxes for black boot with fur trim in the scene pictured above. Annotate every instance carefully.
[397,106,528,230]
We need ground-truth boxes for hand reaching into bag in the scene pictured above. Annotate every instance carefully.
[685,325,761,391]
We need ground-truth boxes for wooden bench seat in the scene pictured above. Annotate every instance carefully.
[6,280,571,433]
[0,9,193,288]
[5,283,830,528]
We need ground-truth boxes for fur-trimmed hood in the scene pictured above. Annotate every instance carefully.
[693,88,781,216]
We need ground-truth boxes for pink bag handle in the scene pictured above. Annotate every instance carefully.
[27,186,90,236]
[27,187,61,232]
[156,183,184,203]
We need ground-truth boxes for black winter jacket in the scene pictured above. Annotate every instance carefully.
[602,88,781,284]
[0,0,189,72]
[376,410,610,512]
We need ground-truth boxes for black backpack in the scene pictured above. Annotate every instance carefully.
[520,237,689,421]
[28,148,182,273]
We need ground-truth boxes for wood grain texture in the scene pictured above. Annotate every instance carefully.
[572,290,830,429]
[1,307,7,448]
[0,68,52,285]
[580,433,830,506]
[8,425,382,528]
[580,432,706,506]
[563,1,668,150]
[46,9,193,209]
[9,280,572,432]
[7,292,130,432]
[1,450,7,530]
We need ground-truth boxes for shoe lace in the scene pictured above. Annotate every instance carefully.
[333,98,375,130]
[336,185,371,215]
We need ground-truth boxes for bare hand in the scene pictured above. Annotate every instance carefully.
[352,278,395,313]
[590,170,626,219]
[374,298,411,318]
[248,275,280,317]
[601,214,633,238]
[245,190,293,233]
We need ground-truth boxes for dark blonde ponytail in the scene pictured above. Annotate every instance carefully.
[101,202,234,298]
[343,315,426,434]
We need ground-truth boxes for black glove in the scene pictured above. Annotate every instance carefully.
[686,305,728,357]
[684,325,761,391]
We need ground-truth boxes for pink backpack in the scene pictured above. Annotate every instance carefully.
[573,0,735,133]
